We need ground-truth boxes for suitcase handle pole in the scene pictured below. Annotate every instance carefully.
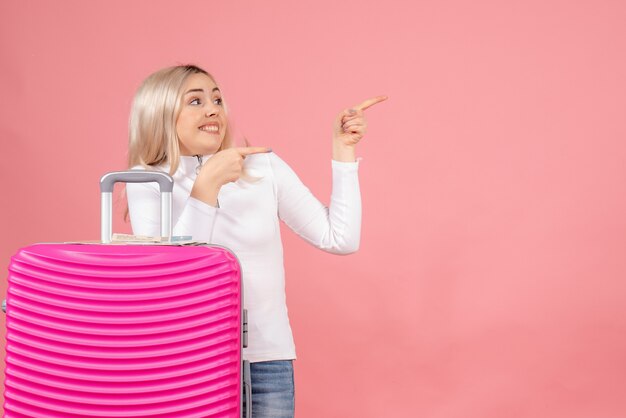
[243,360,252,418]
[100,171,175,244]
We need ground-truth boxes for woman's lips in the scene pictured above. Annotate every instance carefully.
[199,123,219,133]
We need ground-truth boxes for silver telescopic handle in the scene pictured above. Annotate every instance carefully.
[99,171,174,244]
[243,360,251,418]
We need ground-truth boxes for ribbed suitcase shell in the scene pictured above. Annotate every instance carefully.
[4,243,243,417]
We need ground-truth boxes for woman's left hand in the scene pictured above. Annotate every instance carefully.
[333,95,388,146]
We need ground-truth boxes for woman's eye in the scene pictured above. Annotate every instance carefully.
[190,98,201,105]
[214,97,223,106]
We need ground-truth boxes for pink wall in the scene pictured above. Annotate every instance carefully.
[1,0,626,416]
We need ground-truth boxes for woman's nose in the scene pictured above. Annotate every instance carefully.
[205,104,220,117]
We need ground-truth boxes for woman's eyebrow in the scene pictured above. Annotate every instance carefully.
[184,87,220,95]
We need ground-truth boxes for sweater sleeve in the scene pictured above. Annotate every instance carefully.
[268,152,362,255]
[126,177,218,242]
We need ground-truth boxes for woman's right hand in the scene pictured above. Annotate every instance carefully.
[191,147,271,206]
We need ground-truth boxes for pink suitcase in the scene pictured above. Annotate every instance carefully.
[3,171,251,417]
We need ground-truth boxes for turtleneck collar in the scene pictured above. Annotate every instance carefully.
[178,154,214,176]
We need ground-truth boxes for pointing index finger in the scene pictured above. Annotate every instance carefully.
[237,146,273,156]
[353,95,388,111]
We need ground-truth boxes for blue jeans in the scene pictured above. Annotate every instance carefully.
[243,360,295,418]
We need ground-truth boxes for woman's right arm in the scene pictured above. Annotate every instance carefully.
[126,180,218,242]
[127,145,270,241]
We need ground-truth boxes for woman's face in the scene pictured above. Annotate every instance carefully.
[176,73,228,156]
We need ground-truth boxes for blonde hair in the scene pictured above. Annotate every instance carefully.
[127,64,233,175]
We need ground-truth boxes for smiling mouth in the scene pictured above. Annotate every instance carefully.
[199,124,219,134]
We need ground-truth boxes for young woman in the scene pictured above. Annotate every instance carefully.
[125,64,385,417]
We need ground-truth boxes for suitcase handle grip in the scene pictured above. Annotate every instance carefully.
[100,171,174,243]
[100,171,174,193]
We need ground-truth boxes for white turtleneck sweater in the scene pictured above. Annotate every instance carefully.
[126,152,361,363]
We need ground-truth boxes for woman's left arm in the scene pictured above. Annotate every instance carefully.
[271,96,387,255]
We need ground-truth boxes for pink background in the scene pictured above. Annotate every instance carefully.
[1,0,625,417]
